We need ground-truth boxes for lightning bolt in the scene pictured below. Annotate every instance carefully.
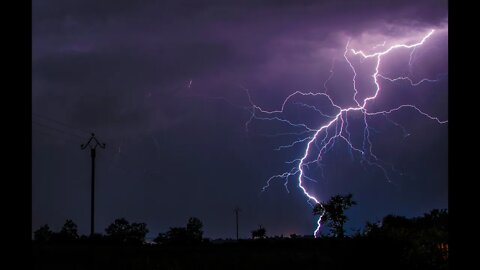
[245,29,447,237]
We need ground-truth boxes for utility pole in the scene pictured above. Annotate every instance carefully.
[81,133,106,237]
[234,207,241,240]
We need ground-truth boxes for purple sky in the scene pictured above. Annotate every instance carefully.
[32,0,448,239]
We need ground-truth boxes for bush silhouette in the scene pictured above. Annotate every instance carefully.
[33,224,53,243]
[251,225,266,239]
[154,217,204,245]
[105,218,149,244]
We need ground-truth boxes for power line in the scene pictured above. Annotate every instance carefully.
[33,125,83,144]
[32,113,90,136]
[32,120,85,139]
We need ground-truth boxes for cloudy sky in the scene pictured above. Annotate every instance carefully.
[32,0,448,239]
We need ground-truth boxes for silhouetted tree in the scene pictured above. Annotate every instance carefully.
[153,232,167,245]
[105,218,149,244]
[420,209,448,232]
[33,224,53,243]
[129,222,149,243]
[363,209,448,269]
[363,221,381,236]
[156,217,204,245]
[313,193,356,237]
[186,217,203,242]
[59,219,79,240]
[251,225,266,239]
[166,227,189,244]
[106,217,130,241]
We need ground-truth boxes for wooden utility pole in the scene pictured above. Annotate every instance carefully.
[234,207,241,240]
[81,133,106,237]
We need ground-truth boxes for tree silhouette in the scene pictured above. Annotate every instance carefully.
[313,193,357,237]
[251,225,266,239]
[33,224,53,243]
[363,209,448,269]
[156,217,204,245]
[186,217,203,242]
[153,232,167,245]
[105,218,149,244]
[59,219,79,240]
[165,227,189,244]
[129,222,149,243]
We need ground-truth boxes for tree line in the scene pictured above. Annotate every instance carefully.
[33,217,204,245]
[32,194,448,270]
[33,193,447,250]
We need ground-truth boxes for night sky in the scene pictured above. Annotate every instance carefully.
[32,0,448,240]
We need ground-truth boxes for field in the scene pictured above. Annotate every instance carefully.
[33,237,445,270]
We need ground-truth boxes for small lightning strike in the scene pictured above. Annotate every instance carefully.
[377,74,439,86]
[323,58,336,94]
[245,29,447,237]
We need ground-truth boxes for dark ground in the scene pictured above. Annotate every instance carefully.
[32,237,447,270]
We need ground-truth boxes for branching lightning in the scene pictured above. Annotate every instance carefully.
[244,29,447,237]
